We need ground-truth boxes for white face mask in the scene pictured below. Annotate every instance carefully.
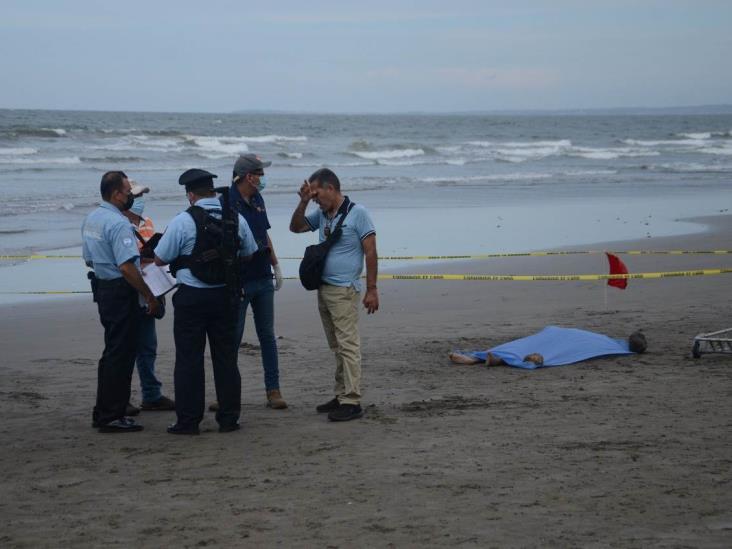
[129,197,145,217]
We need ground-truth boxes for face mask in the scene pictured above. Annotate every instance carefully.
[257,176,267,192]
[121,192,135,211]
[129,197,145,217]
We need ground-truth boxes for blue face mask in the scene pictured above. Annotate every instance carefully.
[257,176,267,192]
[129,197,145,217]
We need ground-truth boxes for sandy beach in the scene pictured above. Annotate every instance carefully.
[1,216,731,548]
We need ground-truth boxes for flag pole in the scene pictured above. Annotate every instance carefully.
[603,249,608,309]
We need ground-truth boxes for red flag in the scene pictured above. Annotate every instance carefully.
[606,252,628,289]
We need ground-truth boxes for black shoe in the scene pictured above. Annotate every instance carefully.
[328,404,364,422]
[316,398,340,413]
[98,417,144,433]
[125,402,140,416]
[167,423,200,435]
[141,395,175,411]
[218,423,240,433]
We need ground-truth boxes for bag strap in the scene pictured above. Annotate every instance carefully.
[327,197,354,241]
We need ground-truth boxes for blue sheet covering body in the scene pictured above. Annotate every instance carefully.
[465,326,633,369]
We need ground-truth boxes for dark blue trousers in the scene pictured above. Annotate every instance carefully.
[93,278,140,426]
[172,285,240,429]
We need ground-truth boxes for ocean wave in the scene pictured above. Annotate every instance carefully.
[277,152,303,159]
[80,155,145,163]
[674,130,732,139]
[621,138,706,147]
[421,173,553,184]
[238,134,308,143]
[0,147,38,156]
[1,196,101,216]
[698,145,732,156]
[419,169,616,185]
[4,127,68,138]
[641,162,732,173]
[275,160,375,169]
[494,145,569,161]
[183,134,308,146]
[462,140,574,163]
[467,139,572,148]
[351,148,425,160]
[183,135,251,156]
[348,139,373,151]
[676,132,711,139]
[569,146,659,160]
[0,156,81,165]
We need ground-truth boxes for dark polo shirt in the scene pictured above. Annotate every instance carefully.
[224,184,272,283]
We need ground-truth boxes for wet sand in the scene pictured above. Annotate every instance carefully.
[1,216,731,547]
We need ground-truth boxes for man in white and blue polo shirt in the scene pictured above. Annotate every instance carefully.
[290,168,379,422]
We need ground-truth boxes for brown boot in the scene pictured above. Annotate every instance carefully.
[266,390,287,409]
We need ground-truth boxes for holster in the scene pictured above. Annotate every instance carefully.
[87,271,98,303]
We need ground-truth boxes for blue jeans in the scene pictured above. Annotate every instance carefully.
[236,277,279,391]
[136,313,162,403]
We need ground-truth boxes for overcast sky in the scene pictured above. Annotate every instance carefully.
[1,0,730,113]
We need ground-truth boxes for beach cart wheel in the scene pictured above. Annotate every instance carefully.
[692,341,702,359]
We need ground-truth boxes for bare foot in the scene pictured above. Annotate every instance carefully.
[448,352,482,365]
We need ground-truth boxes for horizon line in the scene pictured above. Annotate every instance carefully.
[1,104,732,116]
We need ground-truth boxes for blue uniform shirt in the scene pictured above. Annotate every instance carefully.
[155,197,258,288]
[305,197,376,291]
[82,201,140,279]
[225,184,272,283]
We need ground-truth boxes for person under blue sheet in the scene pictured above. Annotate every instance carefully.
[449,326,647,370]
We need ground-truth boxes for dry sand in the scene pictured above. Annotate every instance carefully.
[1,216,731,547]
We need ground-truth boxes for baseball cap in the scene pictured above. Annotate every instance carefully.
[233,154,272,178]
[179,168,217,191]
[129,180,150,197]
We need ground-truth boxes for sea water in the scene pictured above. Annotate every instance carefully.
[1,109,731,299]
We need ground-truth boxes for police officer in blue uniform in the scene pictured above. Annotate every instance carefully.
[154,169,258,435]
[82,171,160,433]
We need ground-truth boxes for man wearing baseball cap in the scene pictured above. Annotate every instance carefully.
[121,182,175,416]
[209,153,287,412]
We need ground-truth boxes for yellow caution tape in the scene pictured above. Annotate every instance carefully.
[3,249,732,261]
[378,269,732,281]
[0,254,85,260]
[2,268,731,295]
[0,290,93,295]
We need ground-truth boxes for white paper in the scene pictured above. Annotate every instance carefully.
[140,263,177,297]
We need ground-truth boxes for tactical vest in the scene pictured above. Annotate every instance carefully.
[170,206,240,285]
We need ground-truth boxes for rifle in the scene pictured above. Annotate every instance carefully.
[214,186,242,306]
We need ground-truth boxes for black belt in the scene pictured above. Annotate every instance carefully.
[96,277,129,289]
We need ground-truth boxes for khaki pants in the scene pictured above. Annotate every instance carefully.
[317,284,361,405]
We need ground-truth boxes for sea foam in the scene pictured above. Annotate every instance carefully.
[352,148,425,160]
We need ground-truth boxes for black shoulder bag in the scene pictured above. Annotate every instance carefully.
[299,199,354,291]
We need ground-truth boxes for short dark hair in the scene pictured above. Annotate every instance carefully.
[628,331,647,353]
[187,186,215,198]
[100,171,128,200]
[309,168,340,191]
